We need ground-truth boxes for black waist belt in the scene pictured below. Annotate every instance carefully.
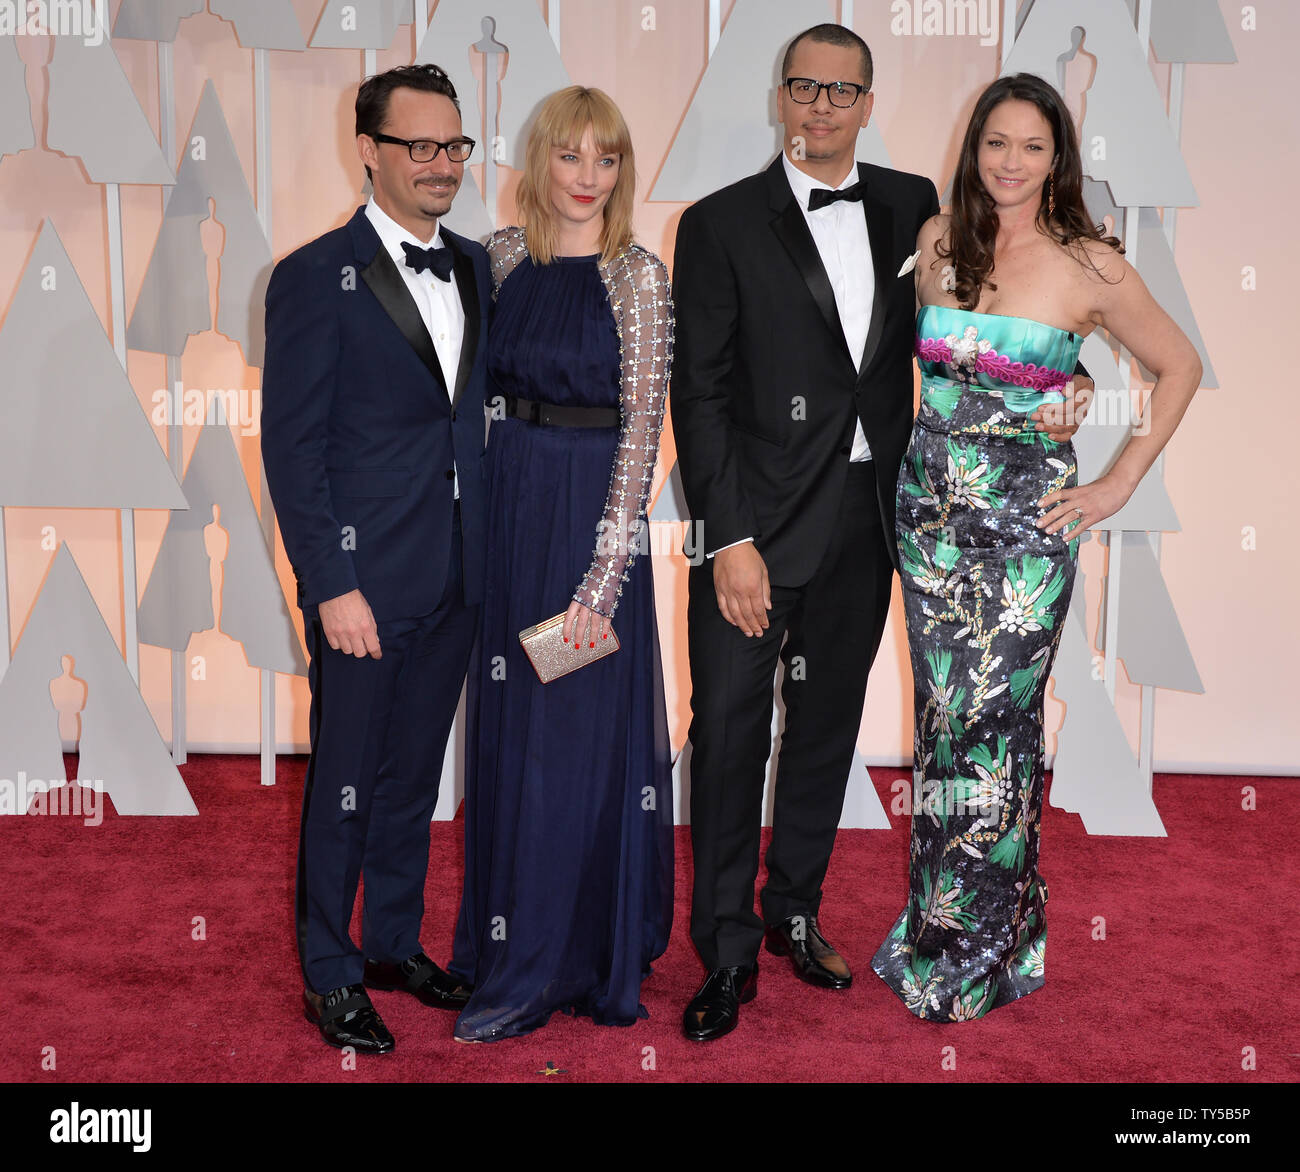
[504,394,619,429]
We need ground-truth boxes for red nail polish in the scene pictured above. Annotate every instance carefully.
[589,641,595,648]
[602,633,608,640]
[563,636,568,643]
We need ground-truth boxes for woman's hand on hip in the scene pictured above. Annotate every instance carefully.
[1037,475,1132,540]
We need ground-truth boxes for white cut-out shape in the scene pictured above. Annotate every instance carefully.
[651,0,892,203]
[45,27,174,185]
[50,654,87,750]
[1129,0,1237,63]
[1047,569,1165,835]
[1085,181,1218,388]
[112,0,203,41]
[0,34,35,159]
[200,195,224,332]
[311,0,407,49]
[127,81,272,367]
[671,739,692,825]
[649,459,689,522]
[839,748,891,830]
[1072,332,1180,533]
[419,0,570,172]
[138,421,307,676]
[1081,175,1121,232]
[1004,0,1197,208]
[434,160,495,244]
[0,221,185,508]
[1056,25,1096,130]
[209,0,307,50]
[1128,206,1218,387]
[675,671,883,830]
[204,504,229,634]
[471,15,508,226]
[0,546,198,816]
[1115,531,1203,693]
[432,681,468,821]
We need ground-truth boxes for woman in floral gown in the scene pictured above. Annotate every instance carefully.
[871,73,1200,1021]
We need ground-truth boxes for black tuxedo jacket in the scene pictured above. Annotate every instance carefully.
[671,157,940,585]
[261,205,491,619]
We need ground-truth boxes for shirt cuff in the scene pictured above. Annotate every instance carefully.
[706,536,754,559]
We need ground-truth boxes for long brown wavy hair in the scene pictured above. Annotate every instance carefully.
[939,73,1122,310]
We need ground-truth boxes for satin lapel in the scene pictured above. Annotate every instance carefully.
[856,165,895,379]
[448,240,479,410]
[360,244,449,393]
[770,200,854,370]
[759,158,863,374]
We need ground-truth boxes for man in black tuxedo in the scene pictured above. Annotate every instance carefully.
[261,64,490,1053]
[672,25,1084,1041]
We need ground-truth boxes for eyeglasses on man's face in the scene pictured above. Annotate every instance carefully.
[372,133,476,163]
[784,78,867,108]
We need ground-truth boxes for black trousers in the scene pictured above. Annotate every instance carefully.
[296,505,478,994]
[686,460,895,971]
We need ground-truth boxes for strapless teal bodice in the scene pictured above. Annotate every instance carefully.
[915,305,1083,425]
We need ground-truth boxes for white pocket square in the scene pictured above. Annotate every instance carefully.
[897,250,920,277]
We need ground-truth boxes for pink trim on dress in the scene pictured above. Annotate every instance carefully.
[915,335,1069,394]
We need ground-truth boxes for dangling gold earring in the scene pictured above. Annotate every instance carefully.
[1047,170,1056,217]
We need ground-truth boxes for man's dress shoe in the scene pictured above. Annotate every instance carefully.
[764,913,852,989]
[303,984,394,1053]
[682,962,758,1042]
[363,951,472,1010]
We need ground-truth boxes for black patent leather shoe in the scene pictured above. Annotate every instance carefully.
[764,913,852,989]
[303,984,394,1053]
[363,951,473,1010]
[682,962,757,1042]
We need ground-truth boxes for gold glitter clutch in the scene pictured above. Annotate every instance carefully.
[518,612,620,683]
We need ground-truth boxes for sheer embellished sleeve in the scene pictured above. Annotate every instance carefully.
[574,245,674,619]
[486,225,529,300]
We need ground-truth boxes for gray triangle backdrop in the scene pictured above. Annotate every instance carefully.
[47,28,174,185]
[127,81,272,367]
[0,221,185,508]
[0,546,198,817]
[139,421,307,676]
[1005,0,1197,207]
[0,34,35,159]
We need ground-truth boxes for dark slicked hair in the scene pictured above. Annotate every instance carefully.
[356,63,460,181]
[781,23,873,91]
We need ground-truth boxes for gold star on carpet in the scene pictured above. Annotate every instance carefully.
[538,1061,566,1076]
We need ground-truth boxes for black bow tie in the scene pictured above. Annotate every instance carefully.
[401,240,455,281]
[807,181,864,212]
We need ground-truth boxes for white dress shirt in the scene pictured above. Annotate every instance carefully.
[365,196,464,497]
[708,152,876,559]
[781,150,874,462]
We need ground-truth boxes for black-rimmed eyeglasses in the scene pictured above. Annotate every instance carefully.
[371,133,476,163]
[784,78,867,108]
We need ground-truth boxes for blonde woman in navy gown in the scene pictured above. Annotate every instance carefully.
[449,87,674,1042]
[872,73,1199,1021]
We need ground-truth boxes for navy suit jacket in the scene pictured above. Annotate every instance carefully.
[261,205,489,620]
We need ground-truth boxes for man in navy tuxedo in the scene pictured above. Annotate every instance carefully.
[261,64,490,1053]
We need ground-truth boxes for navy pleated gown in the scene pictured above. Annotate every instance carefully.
[449,227,674,1042]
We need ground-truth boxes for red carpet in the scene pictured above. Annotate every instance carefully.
[4,755,1293,1083]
